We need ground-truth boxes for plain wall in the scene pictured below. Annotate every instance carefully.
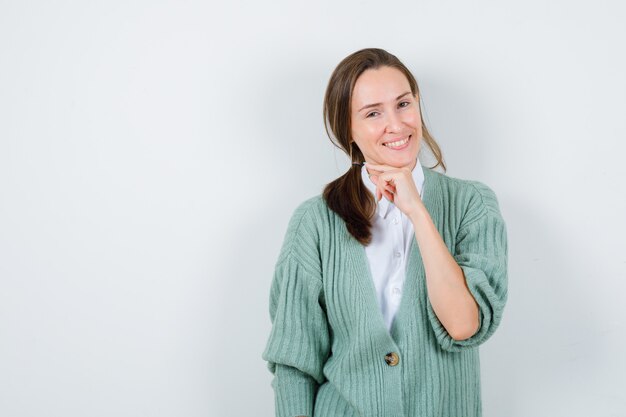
[1,1,625,416]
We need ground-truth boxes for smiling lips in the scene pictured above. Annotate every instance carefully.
[383,135,411,149]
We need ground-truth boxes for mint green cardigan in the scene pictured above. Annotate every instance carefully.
[262,164,509,417]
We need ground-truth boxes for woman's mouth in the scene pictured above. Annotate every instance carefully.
[383,135,411,150]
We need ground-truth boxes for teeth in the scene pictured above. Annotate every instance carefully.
[384,136,409,148]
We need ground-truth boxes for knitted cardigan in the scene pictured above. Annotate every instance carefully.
[262,164,509,417]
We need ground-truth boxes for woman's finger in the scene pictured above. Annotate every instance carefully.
[377,178,396,202]
[385,183,395,201]
[364,162,392,172]
[370,175,385,202]
[371,173,398,203]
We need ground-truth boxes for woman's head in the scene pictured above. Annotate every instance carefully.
[350,65,421,170]
[323,48,435,170]
[322,48,446,245]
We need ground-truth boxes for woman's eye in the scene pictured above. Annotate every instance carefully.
[399,101,410,108]
[366,111,379,118]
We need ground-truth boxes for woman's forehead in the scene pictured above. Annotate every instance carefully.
[352,68,412,105]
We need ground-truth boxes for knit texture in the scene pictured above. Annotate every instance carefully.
[262,164,509,417]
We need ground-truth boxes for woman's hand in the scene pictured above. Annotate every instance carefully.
[365,162,424,219]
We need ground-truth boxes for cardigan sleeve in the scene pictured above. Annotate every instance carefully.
[427,181,509,353]
[262,200,331,417]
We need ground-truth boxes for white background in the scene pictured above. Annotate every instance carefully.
[1,1,625,416]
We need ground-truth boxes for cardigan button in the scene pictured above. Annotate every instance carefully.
[384,352,399,366]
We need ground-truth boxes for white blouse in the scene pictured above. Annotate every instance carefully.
[360,159,425,331]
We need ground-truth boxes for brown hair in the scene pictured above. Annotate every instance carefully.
[322,47,446,245]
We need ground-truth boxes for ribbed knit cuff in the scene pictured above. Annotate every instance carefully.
[272,364,317,417]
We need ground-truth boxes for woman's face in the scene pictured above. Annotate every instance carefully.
[350,66,422,170]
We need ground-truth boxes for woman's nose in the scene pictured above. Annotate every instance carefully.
[385,111,403,133]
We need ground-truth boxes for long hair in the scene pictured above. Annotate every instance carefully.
[322,47,446,245]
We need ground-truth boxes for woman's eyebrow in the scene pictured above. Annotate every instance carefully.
[358,91,412,112]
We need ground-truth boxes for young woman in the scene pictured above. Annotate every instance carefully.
[262,47,509,417]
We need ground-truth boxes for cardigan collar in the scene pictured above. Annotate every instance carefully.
[360,158,425,219]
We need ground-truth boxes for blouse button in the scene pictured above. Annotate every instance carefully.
[384,352,400,366]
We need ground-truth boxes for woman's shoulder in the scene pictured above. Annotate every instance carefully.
[292,193,326,213]
[287,194,330,229]
[429,167,503,222]
[277,194,330,268]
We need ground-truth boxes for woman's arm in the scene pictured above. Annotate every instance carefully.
[362,162,507,351]
[262,199,331,417]
[409,208,480,340]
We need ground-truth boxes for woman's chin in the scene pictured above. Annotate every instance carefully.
[381,153,418,168]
